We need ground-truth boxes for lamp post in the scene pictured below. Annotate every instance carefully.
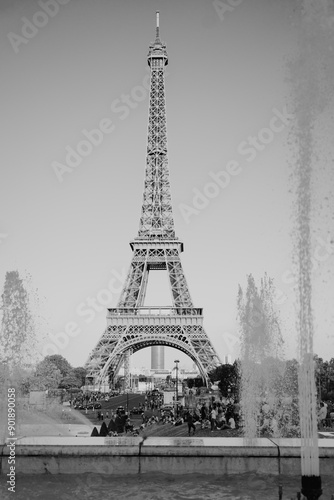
[174,360,179,416]
[318,369,321,404]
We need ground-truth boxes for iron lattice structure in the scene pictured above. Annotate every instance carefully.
[85,13,221,389]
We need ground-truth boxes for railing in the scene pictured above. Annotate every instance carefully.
[107,306,202,316]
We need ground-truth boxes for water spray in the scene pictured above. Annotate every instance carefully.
[289,1,334,499]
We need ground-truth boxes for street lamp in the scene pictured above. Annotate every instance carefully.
[317,367,322,404]
[174,360,180,416]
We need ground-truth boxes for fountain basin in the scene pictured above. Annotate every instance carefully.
[1,436,334,476]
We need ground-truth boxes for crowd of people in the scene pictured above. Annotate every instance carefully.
[72,389,334,438]
[88,398,242,437]
[82,397,235,437]
[185,399,240,434]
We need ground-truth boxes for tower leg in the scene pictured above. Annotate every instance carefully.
[124,350,131,392]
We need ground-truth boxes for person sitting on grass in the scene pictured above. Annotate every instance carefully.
[174,416,184,427]
[125,416,134,433]
[228,416,236,429]
[201,418,210,429]
[216,414,230,430]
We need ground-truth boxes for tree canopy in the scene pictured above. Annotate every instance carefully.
[44,354,73,378]
[209,361,240,398]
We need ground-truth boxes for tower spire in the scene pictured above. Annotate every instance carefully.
[156,11,160,40]
[139,12,172,239]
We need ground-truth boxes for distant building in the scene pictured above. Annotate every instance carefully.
[150,369,170,378]
[151,346,165,370]
[180,367,199,378]
[223,355,233,364]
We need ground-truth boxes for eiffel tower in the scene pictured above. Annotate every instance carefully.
[85,12,221,389]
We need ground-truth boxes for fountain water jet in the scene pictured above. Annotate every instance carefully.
[289,0,334,498]
[238,274,285,442]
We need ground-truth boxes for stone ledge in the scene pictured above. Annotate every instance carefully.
[141,437,278,456]
[1,437,334,476]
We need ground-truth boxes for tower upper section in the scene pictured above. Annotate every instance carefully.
[147,12,168,67]
[137,12,175,241]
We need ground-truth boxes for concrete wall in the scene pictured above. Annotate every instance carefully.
[1,436,334,476]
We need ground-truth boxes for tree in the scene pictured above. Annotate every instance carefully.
[44,354,72,378]
[71,367,87,387]
[193,377,204,388]
[114,378,123,391]
[209,361,240,398]
[38,355,87,390]
[185,378,194,389]
[59,373,82,390]
[29,358,62,391]
[314,356,334,401]
[0,270,37,369]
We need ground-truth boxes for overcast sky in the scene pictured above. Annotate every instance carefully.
[1,0,333,371]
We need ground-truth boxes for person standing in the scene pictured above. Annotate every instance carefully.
[211,407,217,432]
[187,411,196,436]
[115,412,124,434]
[233,400,240,429]
[318,402,327,429]
[200,403,207,423]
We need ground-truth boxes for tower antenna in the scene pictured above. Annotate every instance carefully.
[156,11,160,39]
